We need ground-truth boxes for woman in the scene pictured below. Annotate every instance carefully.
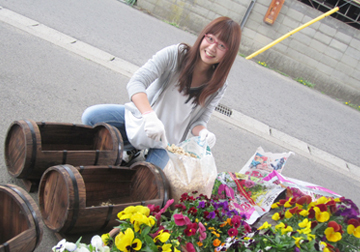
[82,16,241,169]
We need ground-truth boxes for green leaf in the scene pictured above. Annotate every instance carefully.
[140,236,158,252]
[141,225,151,236]
[75,237,82,247]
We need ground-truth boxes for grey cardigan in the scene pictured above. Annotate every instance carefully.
[125,44,227,144]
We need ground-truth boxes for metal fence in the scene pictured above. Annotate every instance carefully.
[297,0,360,29]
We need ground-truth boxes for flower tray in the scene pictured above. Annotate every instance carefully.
[0,184,43,252]
[38,161,170,236]
[4,120,123,192]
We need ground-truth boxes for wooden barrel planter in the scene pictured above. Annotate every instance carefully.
[0,184,43,252]
[38,161,170,236]
[4,120,123,191]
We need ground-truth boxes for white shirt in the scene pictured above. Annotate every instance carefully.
[153,85,194,145]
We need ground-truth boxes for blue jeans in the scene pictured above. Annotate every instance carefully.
[81,104,169,169]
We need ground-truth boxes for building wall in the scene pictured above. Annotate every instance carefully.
[137,0,360,104]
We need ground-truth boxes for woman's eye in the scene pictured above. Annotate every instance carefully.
[219,44,226,50]
[208,36,214,42]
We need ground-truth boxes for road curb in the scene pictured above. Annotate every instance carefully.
[1,6,359,181]
[213,111,360,181]
[0,6,139,78]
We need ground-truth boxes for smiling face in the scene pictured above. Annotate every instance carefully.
[199,33,227,67]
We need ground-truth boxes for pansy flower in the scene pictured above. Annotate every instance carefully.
[184,223,198,236]
[115,228,142,252]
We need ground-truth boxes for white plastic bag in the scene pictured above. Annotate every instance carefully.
[239,146,294,178]
[163,137,218,204]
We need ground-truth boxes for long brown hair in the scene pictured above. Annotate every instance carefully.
[177,17,241,106]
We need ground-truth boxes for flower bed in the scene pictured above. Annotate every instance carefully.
[52,191,360,252]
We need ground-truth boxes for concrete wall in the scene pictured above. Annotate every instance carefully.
[137,0,360,104]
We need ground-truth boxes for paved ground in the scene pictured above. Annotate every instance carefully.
[0,2,360,251]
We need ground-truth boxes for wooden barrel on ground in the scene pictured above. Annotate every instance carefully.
[0,184,43,252]
[5,120,123,182]
[38,161,170,235]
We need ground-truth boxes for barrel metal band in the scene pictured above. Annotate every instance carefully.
[62,165,80,233]
[2,185,41,248]
[100,205,113,231]
[62,150,67,164]
[94,150,99,165]
[24,120,37,177]
[2,242,9,252]
[154,166,169,208]
[112,126,122,165]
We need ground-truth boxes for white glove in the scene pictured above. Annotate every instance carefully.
[143,111,168,148]
[199,129,216,148]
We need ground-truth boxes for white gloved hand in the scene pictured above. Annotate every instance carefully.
[199,129,216,148]
[143,111,168,148]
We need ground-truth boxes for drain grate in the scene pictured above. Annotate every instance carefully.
[215,103,232,117]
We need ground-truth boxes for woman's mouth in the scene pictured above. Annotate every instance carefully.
[205,50,215,58]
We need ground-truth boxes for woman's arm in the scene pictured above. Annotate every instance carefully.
[191,125,206,136]
[131,92,153,114]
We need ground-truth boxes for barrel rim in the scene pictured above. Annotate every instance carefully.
[0,183,43,249]
[129,161,170,207]
[4,120,39,178]
[93,122,124,165]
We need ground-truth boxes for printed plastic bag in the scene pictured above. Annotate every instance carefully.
[163,137,218,205]
[263,170,341,200]
[212,172,285,224]
[239,146,294,178]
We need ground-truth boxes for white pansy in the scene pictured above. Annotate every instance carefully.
[64,242,77,251]
[75,247,90,252]
[91,235,103,249]
[52,239,66,252]
[102,246,110,252]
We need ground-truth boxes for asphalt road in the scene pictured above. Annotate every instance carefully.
[1,1,360,251]
[0,0,359,169]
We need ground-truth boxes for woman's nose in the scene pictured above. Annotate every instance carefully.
[208,43,217,50]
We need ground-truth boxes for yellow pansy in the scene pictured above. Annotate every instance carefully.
[281,226,293,235]
[319,241,331,252]
[299,209,309,217]
[258,221,272,230]
[314,207,330,222]
[159,244,172,252]
[295,203,304,209]
[272,212,280,221]
[347,224,360,238]
[316,196,329,205]
[271,202,280,209]
[211,231,220,237]
[101,233,110,245]
[284,199,293,208]
[275,222,285,231]
[153,230,170,243]
[334,198,341,202]
[297,226,311,234]
[307,233,316,241]
[324,227,342,242]
[117,206,150,220]
[292,236,302,248]
[298,218,311,228]
[131,213,155,232]
[115,228,142,252]
[285,209,293,219]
